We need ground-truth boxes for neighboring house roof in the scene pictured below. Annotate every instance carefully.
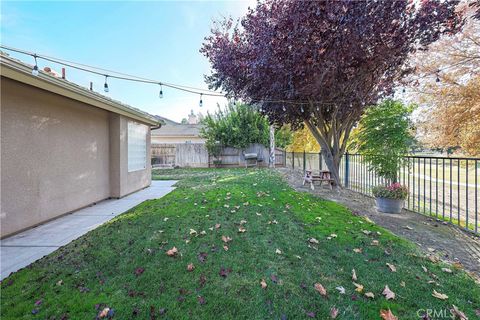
[152,115,204,137]
[0,53,160,126]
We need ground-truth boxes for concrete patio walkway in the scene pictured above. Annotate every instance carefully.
[0,180,177,280]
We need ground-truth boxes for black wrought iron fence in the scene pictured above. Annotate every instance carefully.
[286,152,480,234]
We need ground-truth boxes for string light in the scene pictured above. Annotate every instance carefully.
[31,54,39,76]
[159,84,163,98]
[104,75,109,93]
[199,93,203,107]
[300,106,304,113]
[7,44,451,107]
[282,105,286,111]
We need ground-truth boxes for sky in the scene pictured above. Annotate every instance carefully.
[0,1,255,122]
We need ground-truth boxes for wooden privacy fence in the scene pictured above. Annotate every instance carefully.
[151,143,286,168]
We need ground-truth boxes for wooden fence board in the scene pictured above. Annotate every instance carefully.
[151,143,285,168]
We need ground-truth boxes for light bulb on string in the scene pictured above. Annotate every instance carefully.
[436,75,441,83]
[159,84,163,98]
[31,54,39,76]
[282,105,286,112]
[199,94,203,107]
[300,106,304,113]
[104,75,109,93]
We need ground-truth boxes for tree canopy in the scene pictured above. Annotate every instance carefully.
[202,0,462,185]
[407,11,480,156]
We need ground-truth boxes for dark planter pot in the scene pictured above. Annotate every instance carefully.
[375,197,404,214]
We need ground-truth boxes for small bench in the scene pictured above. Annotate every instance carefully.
[303,170,334,190]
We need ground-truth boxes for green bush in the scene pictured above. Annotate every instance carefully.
[200,103,292,155]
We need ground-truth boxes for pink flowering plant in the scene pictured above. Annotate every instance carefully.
[372,183,409,200]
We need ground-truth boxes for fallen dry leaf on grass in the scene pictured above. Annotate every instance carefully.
[223,245,229,251]
[335,286,346,294]
[187,263,195,272]
[275,249,282,254]
[98,308,110,318]
[432,289,448,300]
[450,305,468,320]
[371,240,379,246]
[365,292,375,299]
[386,263,397,272]
[352,269,357,281]
[362,230,371,235]
[260,279,268,289]
[215,224,221,229]
[314,283,327,296]
[238,227,247,233]
[309,238,319,244]
[380,309,398,320]
[400,281,405,287]
[353,248,363,253]
[219,267,232,278]
[166,247,178,257]
[442,268,452,273]
[190,229,197,236]
[353,282,363,293]
[221,235,232,243]
[330,307,339,319]
[421,265,428,272]
[382,285,395,300]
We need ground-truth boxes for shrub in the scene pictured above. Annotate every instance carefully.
[372,183,409,200]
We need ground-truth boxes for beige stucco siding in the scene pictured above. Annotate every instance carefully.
[1,78,110,236]
[1,78,152,238]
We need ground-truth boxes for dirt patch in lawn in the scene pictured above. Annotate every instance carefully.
[278,167,480,279]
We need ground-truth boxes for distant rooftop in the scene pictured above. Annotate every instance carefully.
[152,115,203,137]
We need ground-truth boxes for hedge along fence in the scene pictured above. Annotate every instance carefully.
[151,143,285,168]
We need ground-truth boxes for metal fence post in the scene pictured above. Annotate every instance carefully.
[292,152,294,169]
[319,152,322,170]
[303,150,306,173]
[344,152,350,188]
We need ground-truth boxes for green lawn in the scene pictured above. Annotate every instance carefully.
[2,168,479,319]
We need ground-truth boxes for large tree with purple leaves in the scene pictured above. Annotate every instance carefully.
[201,0,462,186]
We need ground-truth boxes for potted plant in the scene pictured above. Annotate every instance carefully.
[350,99,415,213]
[372,183,408,213]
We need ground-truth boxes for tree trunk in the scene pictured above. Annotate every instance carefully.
[305,112,356,188]
[269,125,275,168]
[321,148,342,187]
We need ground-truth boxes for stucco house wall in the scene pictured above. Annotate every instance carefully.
[1,78,111,236]
[0,56,158,238]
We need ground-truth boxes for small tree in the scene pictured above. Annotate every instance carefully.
[350,99,415,182]
[200,103,292,155]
